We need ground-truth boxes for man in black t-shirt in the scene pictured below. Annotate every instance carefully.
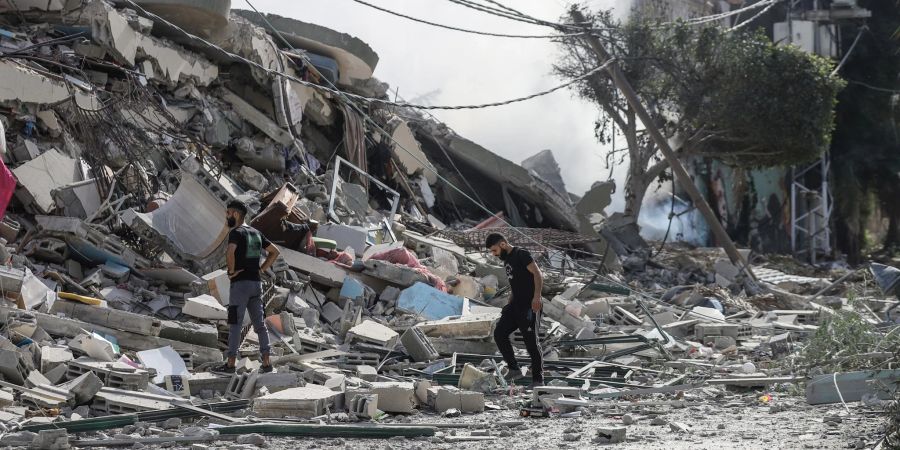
[214,200,281,374]
[486,232,544,387]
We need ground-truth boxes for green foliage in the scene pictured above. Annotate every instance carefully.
[795,310,900,374]
[687,32,845,166]
[555,9,845,168]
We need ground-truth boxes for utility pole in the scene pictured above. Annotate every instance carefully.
[570,8,754,276]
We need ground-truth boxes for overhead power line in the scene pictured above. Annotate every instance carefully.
[849,80,900,94]
[831,26,869,77]
[347,0,589,39]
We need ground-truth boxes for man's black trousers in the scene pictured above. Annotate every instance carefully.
[494,305,543,382]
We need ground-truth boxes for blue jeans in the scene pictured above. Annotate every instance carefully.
[226,280,270,358]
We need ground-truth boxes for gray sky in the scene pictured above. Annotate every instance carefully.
[246,0,632,210]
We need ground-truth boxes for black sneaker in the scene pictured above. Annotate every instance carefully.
[212,363,235,374]
[503,368,523,384]
[259,364,274,373]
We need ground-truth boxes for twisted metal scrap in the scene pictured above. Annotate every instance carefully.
[437,227,599,249]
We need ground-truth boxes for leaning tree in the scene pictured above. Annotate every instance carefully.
[555,8,844,220]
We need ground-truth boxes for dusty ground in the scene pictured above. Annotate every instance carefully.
[257,391,883,450]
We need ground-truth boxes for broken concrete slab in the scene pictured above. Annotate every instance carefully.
[84,1,218,86]
[277,245,347,287]
[400,327,439,362]
[0,305,223,364]
[122,169,231,268]
[13,148,81,215]
[183,294,227,320]
[522,149,568,201]
[92,387,176,414]
[356,382,417,414]
[40,346,73,373]
[0,60,97,108]
[252,384,339,418]
[428,385,484,414]
[50,299,161,336]
[415,313,499,340]
[232,10,379,86]
[57,371,102,405]
[346,320,398,349]
[221,89,293,146]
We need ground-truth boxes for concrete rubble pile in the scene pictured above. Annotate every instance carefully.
[0,1,893,448]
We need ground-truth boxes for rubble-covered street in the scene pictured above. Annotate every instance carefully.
[0,0,897,449]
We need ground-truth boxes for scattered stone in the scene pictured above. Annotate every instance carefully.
[236,433,267,447]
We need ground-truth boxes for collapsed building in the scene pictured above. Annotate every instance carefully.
[0,1,893,448]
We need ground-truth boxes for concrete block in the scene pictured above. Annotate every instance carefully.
[51,300,161,336]
[595,426,626,444]
[400,327,439,362]
[158,320,219,348]
[40,346,73,373]
[609,306,642,326]
[92,387,176,414]
[67,358,150,391]
[0,349,31,385]
[43,364,68,385]
[32,428,69,450]
[694,323,740,340]
[458,363,492,390]
[661,319,699,339]
[364,260,428,288]
[57,372,102,405]
[183,294,227,320]
[348,393,379,418]
[252,384,339,418]
[19,384,72,409]
[0,389,12,407]
[278,246,347,287]
[320,302,343,324]
[428,386,484,413]
[346,320,398,348]
[356,365,377,382]
[0,217,21,243]
[254,372,304,394]
[416,313,499,340]
[0,266,25,298]
[201,270,230,306]
[26,370,51,389]
[317,223,368,256]
[367,382,416,413]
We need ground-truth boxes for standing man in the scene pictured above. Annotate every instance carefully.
[486,233,544,387]
[215,200,280,374]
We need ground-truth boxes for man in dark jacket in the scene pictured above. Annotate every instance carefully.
[486,233,544,387]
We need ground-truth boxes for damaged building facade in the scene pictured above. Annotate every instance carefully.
[0,1,891,448]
